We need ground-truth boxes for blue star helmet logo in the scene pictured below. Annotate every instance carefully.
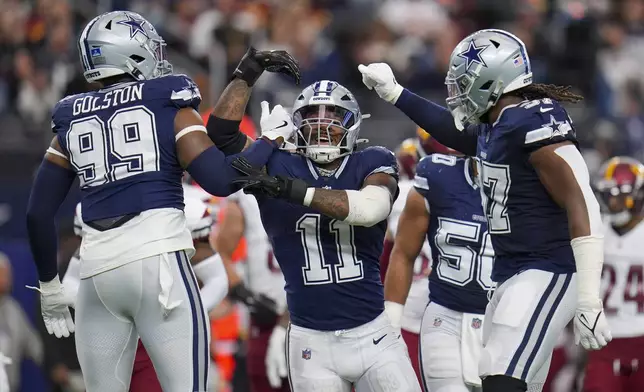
[117,13,149,40]
[457,40,489,70]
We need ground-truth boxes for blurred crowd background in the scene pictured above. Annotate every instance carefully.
[1,0,643,391]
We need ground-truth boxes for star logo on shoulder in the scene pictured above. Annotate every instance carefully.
[542,115,572,139]
[117,13,149,39]
[457,40,489,70]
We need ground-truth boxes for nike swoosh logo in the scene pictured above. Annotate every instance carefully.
[579,312,601,333]
[275,120,288,129]
[540,107,553,113]
[373,334,387,345]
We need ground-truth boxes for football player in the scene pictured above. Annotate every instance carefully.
[583,156,644,392]
[214,191,288,392]
[385,149,493,391]
[65,189,228,392]
[25,11,298,391]
[359,28,611,392]
[205,65,421,390]
[379,130,442,383]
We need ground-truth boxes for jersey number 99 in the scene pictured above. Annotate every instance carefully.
[65,106,160,188]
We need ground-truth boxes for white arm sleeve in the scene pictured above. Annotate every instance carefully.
[193,253,229,312]
[303,185,393,227]
[554,144,604,307]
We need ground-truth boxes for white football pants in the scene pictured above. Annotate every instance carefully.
[480,270,576,391]
[74,250,211,392]
[286,312,421,392]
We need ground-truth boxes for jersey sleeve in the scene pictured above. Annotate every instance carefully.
[413,155,437,205]
[508,99,578,153]
[51,97,74,155]
[164,74,202,111]
[359,146,399,181]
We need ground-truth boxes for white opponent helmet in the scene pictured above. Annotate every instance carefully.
[292,80,366,164]
[78,11,172,83]
[446,29,533,130]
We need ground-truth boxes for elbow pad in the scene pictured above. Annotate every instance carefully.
[344,185,393,227]
[206,115,247,155]
[193,253,228,312]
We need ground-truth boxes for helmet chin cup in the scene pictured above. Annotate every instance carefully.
[306,146,342,164]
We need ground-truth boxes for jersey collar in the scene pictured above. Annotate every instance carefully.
[305,155,350,180]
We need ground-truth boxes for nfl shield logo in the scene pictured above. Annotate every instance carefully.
[471,318,482,329]
[302,349,311,360]
[433,317,442,327]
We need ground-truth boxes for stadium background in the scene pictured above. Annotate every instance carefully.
[0,0,640,390]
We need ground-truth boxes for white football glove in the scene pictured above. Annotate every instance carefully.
[0,352,11,392]
[357,63,404,103]
[574,301,612,350]
[27,276,75,338]
[260,101,295,143]
[265,325,288,388]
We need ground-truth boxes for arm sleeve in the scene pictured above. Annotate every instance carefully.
[206,115,247,155]
[395,88,479,156]
[26,159,76,282]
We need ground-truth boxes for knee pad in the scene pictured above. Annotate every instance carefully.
[482,375,527,392]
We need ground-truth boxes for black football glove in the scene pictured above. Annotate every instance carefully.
[228,283,279,326]
[231,157,308,204]
[232,46,301,87]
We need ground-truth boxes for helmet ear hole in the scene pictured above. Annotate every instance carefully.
[130,55,145,63]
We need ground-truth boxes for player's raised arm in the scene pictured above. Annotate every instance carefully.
[358,63,478,156]
[25,136,76,338]
[174,106,285,196]
[529,141,612,350]
[206,47,300,155]
[383,188,429,333]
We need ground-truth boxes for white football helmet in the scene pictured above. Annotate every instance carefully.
[78,11,172,83]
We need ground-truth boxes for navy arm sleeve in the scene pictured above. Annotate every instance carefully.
[395,89,478,156]
[185,138,278,197]
[26,160,76,282]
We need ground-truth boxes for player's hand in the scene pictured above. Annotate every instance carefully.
[260,101,295,144]
[26,276,75,338]
[573,302,612,350]
[357,63,404,103]
[0,352,11,392]
[265,325,288,388]
[231,157,309,203]
[233,46,301,87]
[228,283,279,325]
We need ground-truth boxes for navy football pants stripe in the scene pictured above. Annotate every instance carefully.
[505,273,571,379]
[176,250,209,391]
[519,273,572,380]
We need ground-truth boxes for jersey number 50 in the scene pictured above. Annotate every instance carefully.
[297,214,363,285]
[66,106,159,188]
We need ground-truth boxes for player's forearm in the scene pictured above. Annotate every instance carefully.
[212,79,252,121]
[395,88,478,156]
[26,159,76,282]
[384,248,415,305]
[308,188,350,220]
[305,186,392,227]
[207,79,252,155]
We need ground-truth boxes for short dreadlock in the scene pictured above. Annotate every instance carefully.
[510,83,584,103]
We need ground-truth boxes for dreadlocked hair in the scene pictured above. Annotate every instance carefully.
[511,83,584,103]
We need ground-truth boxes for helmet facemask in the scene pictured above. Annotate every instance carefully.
[445,70,499,131]
[293,104,358,164]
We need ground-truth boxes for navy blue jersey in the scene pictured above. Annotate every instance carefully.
[52,74,201,222]
[477,98,576,282]
[414,154,493,314]
[258,147,398,331]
